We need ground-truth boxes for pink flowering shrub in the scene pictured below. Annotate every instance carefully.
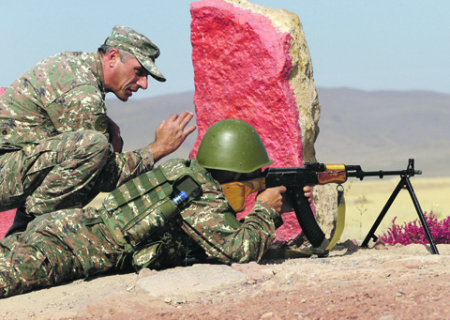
[379,212,450,245]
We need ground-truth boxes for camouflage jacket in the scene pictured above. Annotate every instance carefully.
[109,158,280,268]
[180,183,279,264]
[0,51,155,183]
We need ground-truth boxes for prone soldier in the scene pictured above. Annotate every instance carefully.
[0,119,311,298]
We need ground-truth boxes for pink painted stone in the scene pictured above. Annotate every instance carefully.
[0,88,16,239]
[0,210,16,239]
[189,0,313,243]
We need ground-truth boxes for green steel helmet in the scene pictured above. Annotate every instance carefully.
[196,119,273,173]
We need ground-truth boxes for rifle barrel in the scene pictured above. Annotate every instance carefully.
[346,168,422,180]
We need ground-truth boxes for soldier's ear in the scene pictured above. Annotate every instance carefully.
[107,48,121,67]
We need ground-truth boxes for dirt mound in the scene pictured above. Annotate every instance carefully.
[1,242,448,320]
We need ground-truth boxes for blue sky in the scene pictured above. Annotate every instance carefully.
[1,1,449,98]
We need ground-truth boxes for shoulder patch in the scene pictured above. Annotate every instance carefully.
[94,114,108,133]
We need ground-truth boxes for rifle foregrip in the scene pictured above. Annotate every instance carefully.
[289,187,325,247]
[317,164,347,184]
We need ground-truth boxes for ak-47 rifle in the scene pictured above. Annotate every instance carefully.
[221,159,439,254]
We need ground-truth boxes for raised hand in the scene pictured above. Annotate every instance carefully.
[149,111,197,162]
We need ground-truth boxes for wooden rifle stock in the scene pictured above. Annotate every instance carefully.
[221,177,266,212]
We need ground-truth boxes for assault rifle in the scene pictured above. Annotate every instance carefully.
[221,159,439,254]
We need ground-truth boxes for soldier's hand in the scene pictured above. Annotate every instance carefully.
[256,186,287,213]
[260,185,313,213]
[150,111,196,162]
[303,185,313,203]
[277,186,313,213]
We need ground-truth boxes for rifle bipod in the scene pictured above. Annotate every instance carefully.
[360,160,439,254]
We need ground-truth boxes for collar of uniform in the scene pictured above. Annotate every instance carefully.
[91,51,106,99]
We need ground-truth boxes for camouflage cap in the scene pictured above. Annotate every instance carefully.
[105,25,166,82]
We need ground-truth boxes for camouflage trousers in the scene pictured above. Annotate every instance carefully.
[0,130,113,214]
[0,206,203,298]
[0,207,124,298]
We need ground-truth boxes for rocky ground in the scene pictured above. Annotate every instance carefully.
[1,241,449,320]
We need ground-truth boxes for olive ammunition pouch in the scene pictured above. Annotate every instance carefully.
[94,159,210,251]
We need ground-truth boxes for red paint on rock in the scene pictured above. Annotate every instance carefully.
[0,209,15,239]
[189,0,311,243]
[0,88,15,239]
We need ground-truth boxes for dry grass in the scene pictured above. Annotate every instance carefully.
[340,176,450,241]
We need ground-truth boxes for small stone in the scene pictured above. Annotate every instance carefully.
[261,312,273,319]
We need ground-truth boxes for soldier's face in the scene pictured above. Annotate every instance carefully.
[111,57,149,101]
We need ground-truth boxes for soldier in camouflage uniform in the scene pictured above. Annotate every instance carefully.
[0,119,311,298]
[0,26,196,235]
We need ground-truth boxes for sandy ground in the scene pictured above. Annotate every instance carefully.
[1,241,449,320]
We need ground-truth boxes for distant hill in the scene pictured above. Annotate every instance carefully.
[314,88,450,177]
[107,88,450,177]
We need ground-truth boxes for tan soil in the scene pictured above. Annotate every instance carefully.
[1,241,449,320]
